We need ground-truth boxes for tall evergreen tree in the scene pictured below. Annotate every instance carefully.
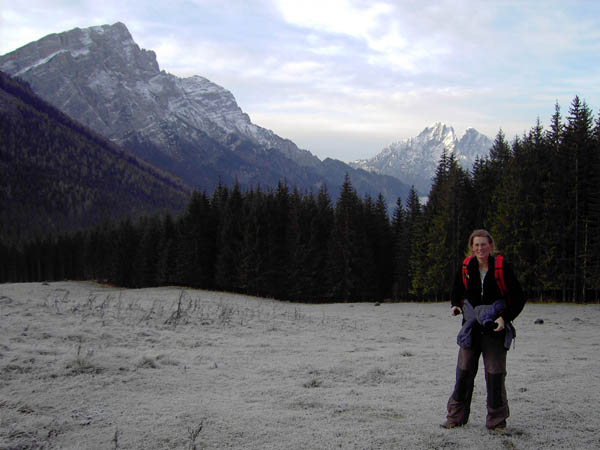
[175,191,217,288]
[112,217,139,287]
[327,174,369,301]
[238,187,269,296]
[563,97,596,301]
[371,193,394,300]
[157,213,178,286]
[133,215,162,287]
[407,186,428,300]
[307,185,334,301]
[266,181,291,299]
[542,102,568,298]
[285,187,315,301]
[215,183,244,292]
[391,197,410,300]
[411,152,473,300]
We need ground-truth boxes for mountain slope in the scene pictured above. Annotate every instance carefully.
[0,22,410,206]
[0,71,190,243]
[350,123,493,194]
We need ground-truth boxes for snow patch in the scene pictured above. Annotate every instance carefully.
[79,28,93,47]
[70,48,90,57]
[14,50,67,75]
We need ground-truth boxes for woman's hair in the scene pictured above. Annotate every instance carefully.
[467,229,496,255]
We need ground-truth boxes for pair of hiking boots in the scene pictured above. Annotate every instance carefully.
[440,420,506,431]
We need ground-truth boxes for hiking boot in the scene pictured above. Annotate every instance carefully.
[487,420,507,431]
[440,421,463,429]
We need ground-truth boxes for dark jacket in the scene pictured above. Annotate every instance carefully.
[457,299,515,349]
[451,254,525,323]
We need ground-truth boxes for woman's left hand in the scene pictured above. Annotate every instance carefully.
[494,316,505,332]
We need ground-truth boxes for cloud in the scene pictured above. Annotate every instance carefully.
[274,0,392,40]
[273,0,434,72]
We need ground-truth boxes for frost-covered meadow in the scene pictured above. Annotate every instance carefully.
[1,282,598,449]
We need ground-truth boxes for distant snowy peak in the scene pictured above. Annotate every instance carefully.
[350,123,492,194]
[456,127,494,163]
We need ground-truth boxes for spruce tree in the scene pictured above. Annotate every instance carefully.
[370,193,394,300]
[308,185,334,301]
[327,174,365,301]
[391,197,409,300]
[563,97,595,301]
[215,182,244,292]
[543,103,568,299]
[406,186,426,299]
[133,215,163,288]
[285,187,314,301]
[157,213,178,286]
[112,217,139,287]
[267,181,291,299]
[238,187,269,296]
[175,191,216,288]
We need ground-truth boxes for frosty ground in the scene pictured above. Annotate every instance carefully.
[1,282,598,449]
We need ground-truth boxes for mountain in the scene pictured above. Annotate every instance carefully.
[0,70,190,243]
[0,22,410,208]
[350,123,493,194]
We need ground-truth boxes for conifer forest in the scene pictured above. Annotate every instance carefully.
[2,96,600,302]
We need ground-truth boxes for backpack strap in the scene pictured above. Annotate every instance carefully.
[494,254,509,299]
[462,255,475,290]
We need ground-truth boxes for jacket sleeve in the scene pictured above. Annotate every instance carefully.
[451,268,465,308]
[502,261,525,322]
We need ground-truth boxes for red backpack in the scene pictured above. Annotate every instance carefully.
[461,254,508,300]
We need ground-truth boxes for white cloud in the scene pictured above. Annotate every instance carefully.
[274,0,391,40]
[273,0,435,72]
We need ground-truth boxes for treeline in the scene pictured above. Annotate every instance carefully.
[2,96,600,302]
[0,179,410,302]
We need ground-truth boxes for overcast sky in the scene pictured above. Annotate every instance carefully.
[2,0,599,162]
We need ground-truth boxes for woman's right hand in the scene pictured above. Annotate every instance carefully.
[450,306,462,316]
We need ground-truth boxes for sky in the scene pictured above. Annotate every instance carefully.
[1,0,600,162]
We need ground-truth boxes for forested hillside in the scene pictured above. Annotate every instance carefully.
[3,96,599,302]
[0,71,190,244]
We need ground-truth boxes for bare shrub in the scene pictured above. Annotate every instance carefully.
[165,290,191,326]
[136,356,158,369]
[66,342,101,375]
[217,303,235,325]
[112,426,121,450]
[187,420,204,450]
[303,379,323,388]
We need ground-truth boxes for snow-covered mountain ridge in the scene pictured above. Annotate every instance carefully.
[0,22,412,206]
[0,22,318,168]
[350,123,493,194]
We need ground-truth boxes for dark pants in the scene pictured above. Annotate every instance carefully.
[446,329,509,428]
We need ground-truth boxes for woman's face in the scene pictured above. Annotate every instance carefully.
[472,236,493,261]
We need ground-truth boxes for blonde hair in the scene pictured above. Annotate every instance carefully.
[467,229,496,256]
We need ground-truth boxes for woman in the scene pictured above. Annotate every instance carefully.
[442,229,525,430]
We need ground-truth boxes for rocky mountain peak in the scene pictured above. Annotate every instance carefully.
[2,22,159,79]
[421,122,454,140]
[0,22,320,167]
[350,123,492,194]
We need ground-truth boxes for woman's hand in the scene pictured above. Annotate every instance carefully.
[494,316,505,331]
[450,306,462,316]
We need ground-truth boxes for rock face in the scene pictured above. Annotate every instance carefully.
[350,123,493,194]
[0,22,409,205]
